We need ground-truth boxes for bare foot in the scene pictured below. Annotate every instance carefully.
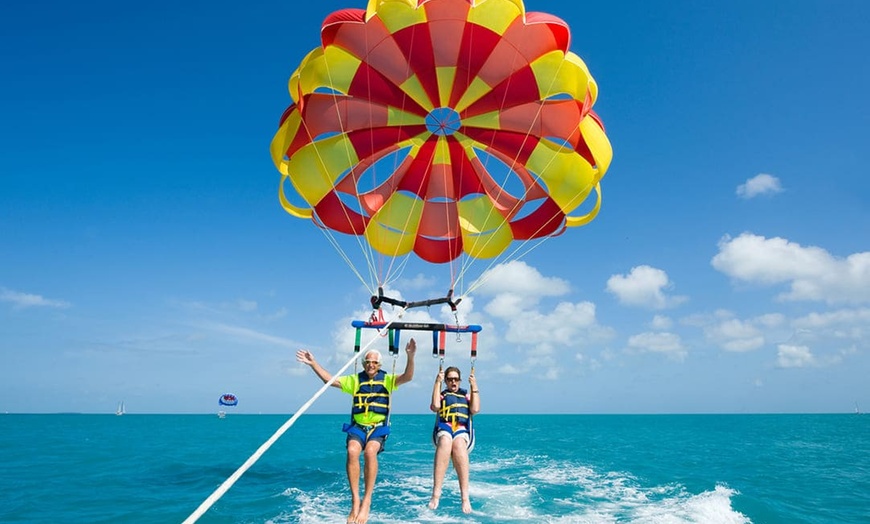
[428,493,440,510]
[461,497,472,514]
[357,499,371,524]
[347,500,360,523]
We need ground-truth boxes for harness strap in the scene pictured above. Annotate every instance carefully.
[357,420,386,438]
[385,352,397,427]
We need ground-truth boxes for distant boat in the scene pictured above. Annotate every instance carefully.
[856,402,863,415]
[217,410,226,419]
[116,401,125,416]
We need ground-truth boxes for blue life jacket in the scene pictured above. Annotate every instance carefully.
[351,370,390,417]
[438,388,470,427]
[432,387,475,452]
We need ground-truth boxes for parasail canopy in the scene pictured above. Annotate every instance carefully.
[271,0,612,270]
[219,394,238,407]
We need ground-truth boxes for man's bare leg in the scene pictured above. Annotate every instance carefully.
[356,440,381,524]
[346,441,363,523]
[429,435,453,510]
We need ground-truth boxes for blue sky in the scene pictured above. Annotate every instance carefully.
[2,0,868,414]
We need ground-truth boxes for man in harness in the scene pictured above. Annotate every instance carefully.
[296,339,416,524]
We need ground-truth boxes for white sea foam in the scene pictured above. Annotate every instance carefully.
[271,486,348,524]
[265,447,750,523]
[628,485,750,524]
[468,453,752,524]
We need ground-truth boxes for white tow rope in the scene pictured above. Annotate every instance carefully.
[182,318,398,523]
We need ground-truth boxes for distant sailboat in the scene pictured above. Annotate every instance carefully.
[116,401,125,416]
[856,402,863,415]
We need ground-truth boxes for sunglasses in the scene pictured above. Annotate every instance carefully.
[364,360,380,365]
[445,376,460,382]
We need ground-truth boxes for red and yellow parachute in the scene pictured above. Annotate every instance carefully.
[271,0,612,266]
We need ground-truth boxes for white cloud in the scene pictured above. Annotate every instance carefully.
[793,308,870,332]
[712,233,870,304]
[788,308,870,355]
[710,318,765,352]
[205,322,303,349]
[396,273,439,291]
[484,293,525,318]
[688,310,773,353]
[606,265,688,309]
[238,299,258,312]
[503,301,607,347]
[650,315,673,330]
[688,307,867,363]
[776,344,816,368]
[475,261,571,318]
[476,261,569,298]
[265,307,289,322]
[0,287,70,309]
[721,336,765,353]
[737,173,783,199]
[755,313,786,328]
[627,331,687,361]
[470,262,615,378]
[497,363,522,375]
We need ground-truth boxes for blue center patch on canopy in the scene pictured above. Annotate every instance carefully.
[425,107,461,136]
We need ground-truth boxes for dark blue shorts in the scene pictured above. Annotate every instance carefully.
[343,422,390,452]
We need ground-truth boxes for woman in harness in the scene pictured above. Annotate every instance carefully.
[428,365,479,514]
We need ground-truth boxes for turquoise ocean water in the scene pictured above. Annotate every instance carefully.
[1,414,868,523]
